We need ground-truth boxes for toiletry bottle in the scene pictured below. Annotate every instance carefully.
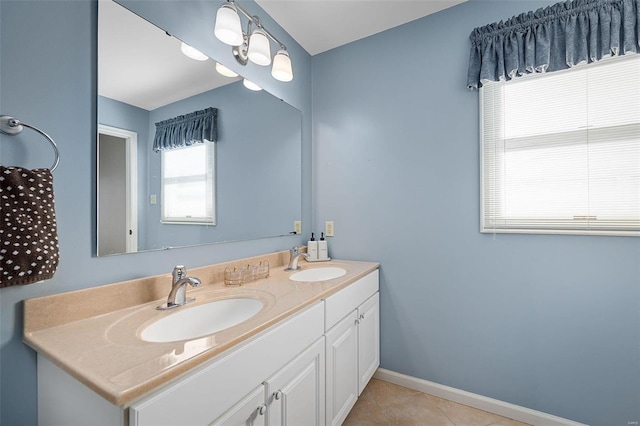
[318,232,328,261]
[307,233,318,261]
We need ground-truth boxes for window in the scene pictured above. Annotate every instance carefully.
[161,143,215,224]
[480,54,640,236]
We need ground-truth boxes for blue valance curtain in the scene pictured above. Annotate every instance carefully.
[467,0,640,89]
[153,107,218,152]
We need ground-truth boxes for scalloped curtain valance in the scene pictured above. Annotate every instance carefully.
[467,0,640,89]
[153,107,218,152]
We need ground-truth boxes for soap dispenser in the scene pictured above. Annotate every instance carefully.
[307,233,318,261]
[318,232,329,261]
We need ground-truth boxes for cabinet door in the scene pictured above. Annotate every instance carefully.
[265,338,325,426]
[357,292,380,395]
[210,386,266,426]
[325,310,359,426]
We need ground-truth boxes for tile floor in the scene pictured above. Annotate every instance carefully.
[343,379,531,426]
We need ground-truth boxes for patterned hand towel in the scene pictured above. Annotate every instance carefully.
[0,166,59,287]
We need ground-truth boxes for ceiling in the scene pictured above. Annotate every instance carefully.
[99,0,467,111]
[255,0,468,56]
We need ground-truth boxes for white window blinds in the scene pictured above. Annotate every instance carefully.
[480,54,640,236]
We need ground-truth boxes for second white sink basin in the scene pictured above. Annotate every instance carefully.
[141,298,263,343]
[289,267,347,282]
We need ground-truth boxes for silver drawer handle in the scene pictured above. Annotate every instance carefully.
[274,390,283,400]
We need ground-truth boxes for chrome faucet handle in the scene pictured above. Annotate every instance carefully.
[172,265,186,283]
[290,246,299,255]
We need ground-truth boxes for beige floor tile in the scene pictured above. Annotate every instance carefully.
[366,378,421,405]
[436,399,511,426]
[378,392,454,426]
[357,382,377,406]
[343,401,389,426]
[487,418,531,426]
[346,379,532,426]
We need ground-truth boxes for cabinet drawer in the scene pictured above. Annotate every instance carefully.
[130,301,324,426]
[324,270,379,331]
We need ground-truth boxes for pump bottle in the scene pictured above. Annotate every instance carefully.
[307,233,318,261]
[318,232,329,261]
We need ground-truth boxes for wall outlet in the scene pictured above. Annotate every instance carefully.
[294,221,302,234]
[150,194,157,205]
[325,221,334,237]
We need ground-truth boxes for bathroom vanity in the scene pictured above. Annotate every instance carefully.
[24,251,379,426]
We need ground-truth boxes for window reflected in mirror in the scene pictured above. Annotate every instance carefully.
[161,144,215,225]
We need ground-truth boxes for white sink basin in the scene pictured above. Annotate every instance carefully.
[141,298,263,343]
[289,267,347,282]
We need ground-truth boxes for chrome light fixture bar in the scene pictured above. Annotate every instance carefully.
[214,0,293,82]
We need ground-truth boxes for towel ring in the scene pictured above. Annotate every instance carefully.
[0,115,60,172]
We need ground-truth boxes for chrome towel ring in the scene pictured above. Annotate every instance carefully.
[0,115,60,172]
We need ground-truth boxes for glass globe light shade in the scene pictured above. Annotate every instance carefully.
[215,62,239,78]
[247,29,271,66]
[214,4,243,46]
[180,43,208,61]
[243,79,262,91]
[271,49,293,82]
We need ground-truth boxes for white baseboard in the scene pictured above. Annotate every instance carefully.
[373,368,588,426]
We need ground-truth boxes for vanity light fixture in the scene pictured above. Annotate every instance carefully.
[214,3,244,46]
[215,62,239,78]
[180,42,209,61]
[271,49,293,82]
[243,79,262,91]
[213,0,293,82]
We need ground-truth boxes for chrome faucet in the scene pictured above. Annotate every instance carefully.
[157,265,201,310]
[285,246,309,271]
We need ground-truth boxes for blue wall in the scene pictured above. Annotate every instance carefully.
[1,0,639,425]
[0,1,311,425]
[312,1,640,425]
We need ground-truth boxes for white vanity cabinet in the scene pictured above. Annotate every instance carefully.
[324,270,380,426]
[212,337,325,426]
[35,267,380,426]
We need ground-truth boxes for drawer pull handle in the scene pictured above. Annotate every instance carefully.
[359,313,365,320]
[274,390,283,400]
[355,319,360,325]
[258,404,267,416]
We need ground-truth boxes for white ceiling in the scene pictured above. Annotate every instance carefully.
[255,0,468,56]
[99,0,467,110]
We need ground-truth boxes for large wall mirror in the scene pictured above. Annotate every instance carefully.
[97,0,302,256]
